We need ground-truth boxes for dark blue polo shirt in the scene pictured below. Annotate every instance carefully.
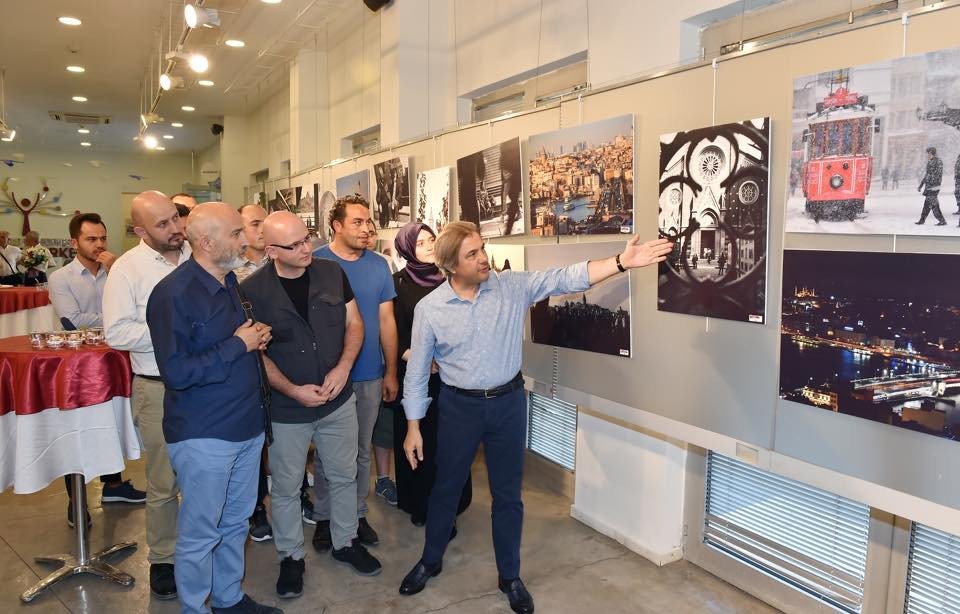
[146,257,263,444]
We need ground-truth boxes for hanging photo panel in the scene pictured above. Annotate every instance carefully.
[457,138,524,237]
[658,117,770,324]
[528,114,634,237]
[527,241,631,358]
[335,169,371,203]
[780,249,960,442]
[786,47,960,235]
[373,156,411,229]
[416,167,451,233]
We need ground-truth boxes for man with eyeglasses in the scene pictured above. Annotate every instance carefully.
[241,211,380,598]
[311,194,399,551]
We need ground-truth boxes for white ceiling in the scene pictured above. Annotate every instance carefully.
[0,0,352,156]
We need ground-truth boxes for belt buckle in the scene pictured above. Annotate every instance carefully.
[484,387,495,399]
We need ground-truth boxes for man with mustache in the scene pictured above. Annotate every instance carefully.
[103,190,191,601]
[49,212,145,528]
[147,203,279,614]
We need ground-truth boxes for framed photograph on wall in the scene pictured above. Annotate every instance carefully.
[373,156,411,229]
[416,167,451,233]
[457,138,524,238]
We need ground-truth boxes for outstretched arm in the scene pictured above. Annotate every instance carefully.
[587,235,673,285]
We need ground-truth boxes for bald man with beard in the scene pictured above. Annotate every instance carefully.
[241,212,378,599]
[148,203,279,614]
[102,190,191,601]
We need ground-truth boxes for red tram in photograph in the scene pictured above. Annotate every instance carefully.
[801,82,879,222]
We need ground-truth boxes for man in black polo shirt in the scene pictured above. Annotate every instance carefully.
[242,211,380,599]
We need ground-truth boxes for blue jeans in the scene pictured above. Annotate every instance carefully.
[167,434,264,614]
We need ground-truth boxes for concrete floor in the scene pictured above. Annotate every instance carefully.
[1,457,778,613]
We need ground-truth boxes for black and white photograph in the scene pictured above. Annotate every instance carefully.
[335,169,370,203]
[528,114,634,236]
[316,189,337,244]
[786,47,960,235]
[373,156,411,229]
[658,117,770,324]
[294,183,319,232]
[527,241,631,358]
[269,186,296,214]
[416,167,451,232]
[484,242,524,272]
[457,138,524,238]
[780,249,960,442]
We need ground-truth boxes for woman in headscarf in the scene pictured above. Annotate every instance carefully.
[391,222,472,527]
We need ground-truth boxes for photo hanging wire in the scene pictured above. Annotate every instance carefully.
[901,12,909,57]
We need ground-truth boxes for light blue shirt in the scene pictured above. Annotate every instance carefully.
[47,257,108,328]
[401,262,590,420]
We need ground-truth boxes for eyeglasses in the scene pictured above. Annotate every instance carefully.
[270,233,314,251]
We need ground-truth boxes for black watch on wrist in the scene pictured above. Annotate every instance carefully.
[615,253,627,273]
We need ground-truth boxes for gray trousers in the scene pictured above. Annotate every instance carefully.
[270,395,359,556]
[314,378,381,521]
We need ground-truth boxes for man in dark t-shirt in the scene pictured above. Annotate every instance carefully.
[241,211,381,600]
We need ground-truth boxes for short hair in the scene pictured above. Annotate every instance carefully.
[175,203,191,218]
[25,230,40,241]
[69,213,106,239]
[329,193,370,234]
[171,192,193,201]
[927,146,937,155]
[434,221,480,276]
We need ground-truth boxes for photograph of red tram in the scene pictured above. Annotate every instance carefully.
[786,47,960,236]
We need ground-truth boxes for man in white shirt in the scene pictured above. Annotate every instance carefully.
[0,230,22,277]
[233,204,270,282]
[103,190,191,601]
[20,231,55,273]
[49,213,144,526]
[48,214,116,328]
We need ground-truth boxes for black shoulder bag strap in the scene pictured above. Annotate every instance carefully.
[233,282,274,446]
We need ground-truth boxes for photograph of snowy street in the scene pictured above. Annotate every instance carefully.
[786,46,960,235]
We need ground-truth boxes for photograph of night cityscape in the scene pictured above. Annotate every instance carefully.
[528,114,634,236]
[779,249,960,441]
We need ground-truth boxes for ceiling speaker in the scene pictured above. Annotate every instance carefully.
[363,0,390,12]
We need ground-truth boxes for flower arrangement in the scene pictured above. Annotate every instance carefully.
[17,245,49,270]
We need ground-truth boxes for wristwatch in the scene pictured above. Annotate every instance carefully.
[615,253,626,273]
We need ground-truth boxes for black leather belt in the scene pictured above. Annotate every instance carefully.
[444,372,524,399]
[136,374,163,382]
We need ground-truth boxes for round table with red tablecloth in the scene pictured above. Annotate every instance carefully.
[0,287,59,338]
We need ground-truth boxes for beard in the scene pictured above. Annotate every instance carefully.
[214,245,246,271]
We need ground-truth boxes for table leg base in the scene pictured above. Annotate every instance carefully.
[20,541,138,603]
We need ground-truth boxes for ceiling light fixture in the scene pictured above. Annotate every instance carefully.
[181,105,195,112]
[72,95,88,102]
[262,0,283,4]
[159,74,185,91]
[224,39,245,48]
[0,134,14,143]
[143,135,159,150]
[78,128,90,134]
[58,16,82,26]
[184,4,220,28]
[171,122,184,127]
[163,135,174,140]
[156,146,166,151]
[188,53,209,73]
[80,142,91,147]
[197,79,214,87]
[66,65,85,73]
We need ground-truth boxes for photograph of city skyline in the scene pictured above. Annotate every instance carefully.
[658,118,770,324]
[779,249,960,442]
[528,114,634,237]
[527,241,631,358]
[335,169,370,203]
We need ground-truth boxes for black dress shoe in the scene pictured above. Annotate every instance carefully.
[498,577,534,613]
[149,563,178,600]
[399,560,442,595]
[449,522,458,542]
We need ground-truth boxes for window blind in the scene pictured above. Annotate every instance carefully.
[705,451,870,613]
[526,392,577,471]
[903,523,960,614]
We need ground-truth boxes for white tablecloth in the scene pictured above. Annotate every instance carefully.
[0,304,59,338]
[0,396,142,494]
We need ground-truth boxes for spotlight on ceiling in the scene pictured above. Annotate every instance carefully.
[171,122,184,127]
[78,128,90,134]
[188,53,209,73]
[224,39,245,48]
[262,0,283,4]
[72,95,88,102]
[155,145,166,151]
[184,4,220,29]
[198,79,215,87]
[163,134,174,140]
[159,74,185,91]
[181,106,195,112]
[66,65,85,73]
[143,135,159,150]
[0,128,15,143]
[80,142,91,147]
[58,16,82,26]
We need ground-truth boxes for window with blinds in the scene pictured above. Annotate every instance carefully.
[526,392,577,471]
[704,452,870,613]
[903,523,960,614]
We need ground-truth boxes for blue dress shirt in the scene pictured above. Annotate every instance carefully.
[401,262,590,420]
[47,257,107,328]
[146,257,263,444]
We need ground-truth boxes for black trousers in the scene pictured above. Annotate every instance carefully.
[422,385,526,579]
[64,473,123,499]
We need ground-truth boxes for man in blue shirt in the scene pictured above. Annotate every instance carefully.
[312,194,398,549]
[398,221,673,614]
[147,203,281,614]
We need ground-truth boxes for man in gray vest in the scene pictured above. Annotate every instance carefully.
[241,211,381,600]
